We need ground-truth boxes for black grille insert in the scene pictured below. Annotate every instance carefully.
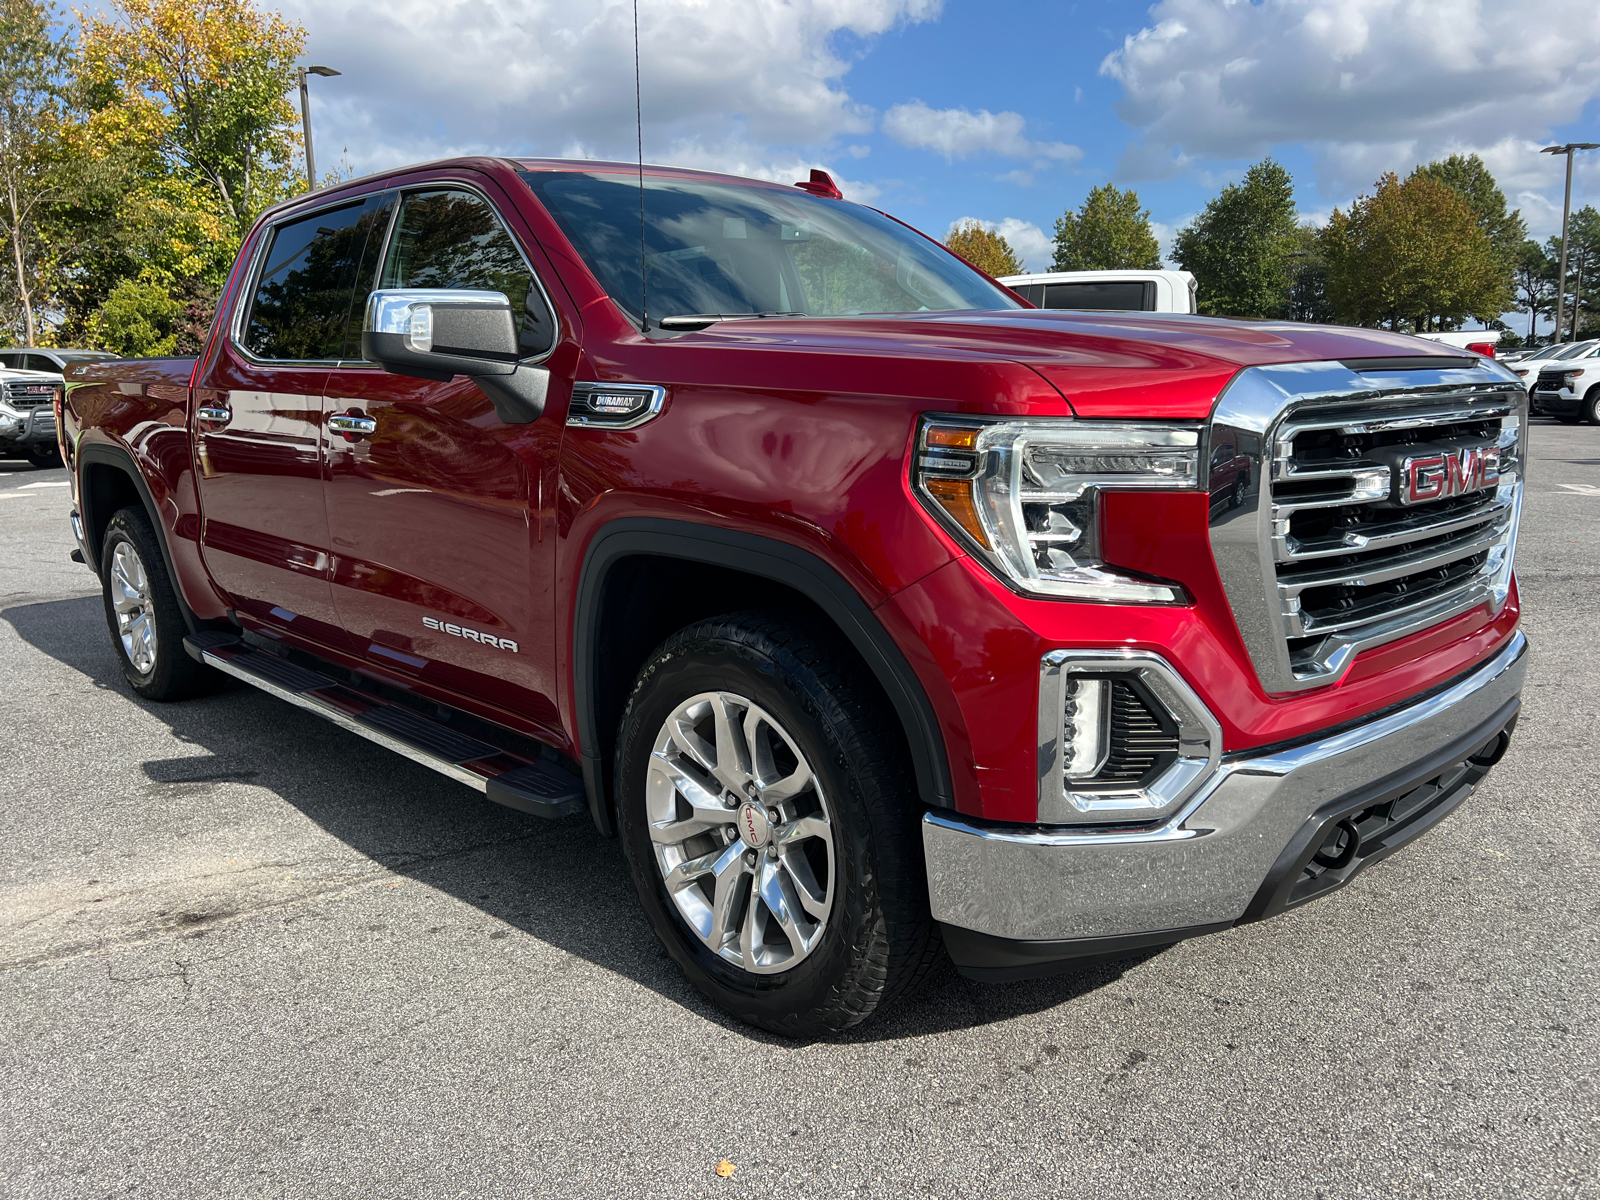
[1078,676,1180,790]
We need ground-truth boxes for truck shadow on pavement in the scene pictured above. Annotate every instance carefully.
[6,593,1160,1043]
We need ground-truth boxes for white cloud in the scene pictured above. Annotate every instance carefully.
[288,0,940,176]
[1100,0,1600,224]
[948,216,1053,271]
[883,101,1081,163]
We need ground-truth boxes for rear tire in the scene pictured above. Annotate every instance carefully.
[614,611,940,1037]
[99,506,217,701]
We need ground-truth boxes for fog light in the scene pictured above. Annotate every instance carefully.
[1062,677,1110,780]
[1036,649,1222,824]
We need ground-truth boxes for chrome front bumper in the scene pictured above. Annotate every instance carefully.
[0,405,55,446]
[924,630,1528,950]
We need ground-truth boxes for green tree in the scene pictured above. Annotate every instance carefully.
[0,0,75,344]
[1320,172,1504,332]
[1556,206,1600,341]
[1411,154,1526,265]
[1410,154,1522,324]
[945,220,1024,278]
[1511,239,1555,343]
[1284,224,1334,324]
[90,274,181,355]
[1172,158,1299,317]
[78,0,306,237]
[1051,183,1161,271]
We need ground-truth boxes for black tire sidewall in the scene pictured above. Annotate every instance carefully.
[99,507,198,700]
[616,625,893,1034]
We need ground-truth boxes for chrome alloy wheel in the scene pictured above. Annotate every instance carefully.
[109,541,157,674]
[646,691,835,975]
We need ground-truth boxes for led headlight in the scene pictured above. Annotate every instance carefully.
[914,417,1200,603]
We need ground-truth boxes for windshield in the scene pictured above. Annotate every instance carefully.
[1554,340,1598,359]
[520,170,1019,324]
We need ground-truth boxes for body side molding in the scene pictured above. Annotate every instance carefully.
[573,517,955,835]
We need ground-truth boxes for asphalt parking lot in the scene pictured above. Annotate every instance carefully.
[2,416,1597,1200]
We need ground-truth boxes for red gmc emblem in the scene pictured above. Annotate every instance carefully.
[1400,443,1499,506]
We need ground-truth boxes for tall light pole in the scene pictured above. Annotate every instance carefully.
[1541,142,1599,342]
[299,65,342,191]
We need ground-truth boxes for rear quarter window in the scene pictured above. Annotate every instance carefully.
[1042,281,1155,311]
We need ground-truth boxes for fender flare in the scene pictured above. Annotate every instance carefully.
[76,441,200,634]
[573,517,954,834]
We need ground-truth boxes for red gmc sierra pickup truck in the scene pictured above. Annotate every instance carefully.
[60,157,1529,1035]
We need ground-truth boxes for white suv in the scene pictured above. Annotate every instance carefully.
[998,269,1198,314]
[1529,341,1600,424]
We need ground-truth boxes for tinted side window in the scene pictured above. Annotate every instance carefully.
[380,189,555,358]
[244,202,371,361]
[340,193,397,359]
[0,354,17,368]
[25,354,57,371]
[1043,281,1154,311]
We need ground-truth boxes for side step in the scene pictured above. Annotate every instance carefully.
[183,632,585,819]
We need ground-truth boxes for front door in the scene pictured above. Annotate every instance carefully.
[194,193,393,649]
[321,183,567,730]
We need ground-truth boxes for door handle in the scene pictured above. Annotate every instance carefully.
[328,409,377,440]
[196,404,232,428]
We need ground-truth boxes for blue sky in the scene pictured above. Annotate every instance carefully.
[284,0,1600,284]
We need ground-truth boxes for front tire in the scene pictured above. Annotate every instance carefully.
[1584,387,1600,426]
[100,506,217,701]
[25,445,62,469]
[614,611,939,1037]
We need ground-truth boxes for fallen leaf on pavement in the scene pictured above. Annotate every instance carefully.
[716,1160,736,1178]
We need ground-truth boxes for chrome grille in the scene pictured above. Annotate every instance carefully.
[3,381,58,409]
[1208,361,1525,694]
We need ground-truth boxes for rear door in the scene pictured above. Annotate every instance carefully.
[320,180,568,730]
[194,193,392,649]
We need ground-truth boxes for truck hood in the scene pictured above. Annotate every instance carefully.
[683,310,1475,419]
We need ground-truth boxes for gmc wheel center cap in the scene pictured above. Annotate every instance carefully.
[736,801,771,849]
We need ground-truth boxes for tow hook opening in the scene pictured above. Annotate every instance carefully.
[1468,728,1512,768]
[1311,819,1360,871]
[1244,710,1519,923]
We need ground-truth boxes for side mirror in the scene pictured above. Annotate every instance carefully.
[361,288,548,423]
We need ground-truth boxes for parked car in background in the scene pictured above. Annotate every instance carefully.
[0,348,117,373]
[1415,330,1501,356]
[1530,341,1600,423]
[1206,437,1252,513]
[1502,342,1566,386]
[0,367,64,468]
[999,269,1198,313]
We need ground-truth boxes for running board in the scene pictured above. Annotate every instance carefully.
[182,632,584,819]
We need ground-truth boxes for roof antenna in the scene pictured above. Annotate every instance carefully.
[633,0,648,333]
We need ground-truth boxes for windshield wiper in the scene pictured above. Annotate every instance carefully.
[657,312,806,330]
